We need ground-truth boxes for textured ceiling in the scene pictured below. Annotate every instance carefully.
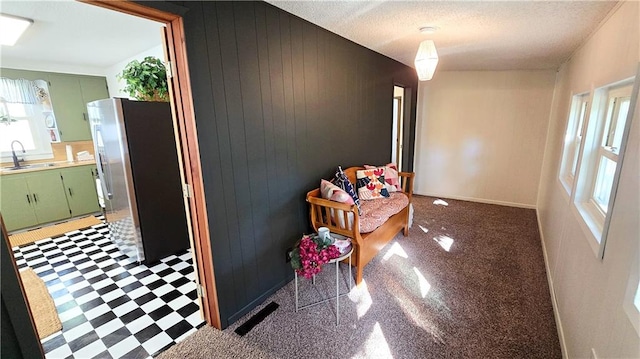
[267,1,618,71]
[0,0,162,69]
[0,1,618,72]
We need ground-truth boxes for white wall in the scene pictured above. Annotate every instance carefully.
[414,70,556,207]
[537,2,639,358]
[101,44,164,99]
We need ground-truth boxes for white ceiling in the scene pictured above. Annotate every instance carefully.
[0,0,163,71]
[267,0,618,71]
[0,1,618,73]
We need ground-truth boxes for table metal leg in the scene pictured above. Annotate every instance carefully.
[336,259,339,325]
[349,252,352,290]
[294,249,353,325]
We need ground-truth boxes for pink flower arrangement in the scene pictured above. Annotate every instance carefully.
[290,234,341,279]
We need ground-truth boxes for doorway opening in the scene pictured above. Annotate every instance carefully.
[1,1,218,358]
[392,85,405,171]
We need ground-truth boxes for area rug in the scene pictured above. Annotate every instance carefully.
[9,216,102,247]
[19,268,62,339]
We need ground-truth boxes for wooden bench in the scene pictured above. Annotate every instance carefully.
[306,167,414,285]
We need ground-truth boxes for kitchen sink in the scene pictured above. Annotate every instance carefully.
[1,163,57,171]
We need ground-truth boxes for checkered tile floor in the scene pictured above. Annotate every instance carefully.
[13,219,204,358]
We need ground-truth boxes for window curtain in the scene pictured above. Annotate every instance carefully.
[0,78,39,104]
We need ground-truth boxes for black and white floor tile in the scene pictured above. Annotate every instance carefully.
[12,219,204,358]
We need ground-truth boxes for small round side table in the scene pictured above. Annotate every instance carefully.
[294,245,353,325]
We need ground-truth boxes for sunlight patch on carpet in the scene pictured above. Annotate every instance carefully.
[434,235,454,251]
[413,267,432,298]
[382,242,408,261]
[433,199,449,206]
[391,281,444,343]
[349,280,372,319]
[357,322,393,358]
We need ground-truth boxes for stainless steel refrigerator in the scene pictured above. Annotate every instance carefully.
[87,98,189,264]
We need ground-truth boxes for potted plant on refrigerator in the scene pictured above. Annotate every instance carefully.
[117,56,169,102]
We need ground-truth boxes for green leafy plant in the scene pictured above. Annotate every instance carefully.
[117,56,169,102]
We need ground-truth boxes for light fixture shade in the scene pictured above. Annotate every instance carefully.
[0,14,33,46]
[414,40,439,81]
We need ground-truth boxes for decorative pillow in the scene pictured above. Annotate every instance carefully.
[365,163,401,192]
[334,166,361,214]
[356,168,390,200]
[320,179,354,205]
[320,179,356,230]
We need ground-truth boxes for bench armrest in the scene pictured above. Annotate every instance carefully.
[306,189,360,241]
[398,171,415,201]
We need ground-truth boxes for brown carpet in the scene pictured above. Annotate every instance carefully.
[160,195,561,359]
[9,216,102,247]
[19,269,62,339]
[156,325,274,359]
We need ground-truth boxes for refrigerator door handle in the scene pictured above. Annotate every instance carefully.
[96,146,113,200]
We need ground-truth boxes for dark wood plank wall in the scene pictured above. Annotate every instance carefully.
[174,0,418,327]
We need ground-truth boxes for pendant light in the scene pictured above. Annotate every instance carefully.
[414,39,439,81]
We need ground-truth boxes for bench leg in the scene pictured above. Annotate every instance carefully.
[403,206,410,236]
[355,265,364,285]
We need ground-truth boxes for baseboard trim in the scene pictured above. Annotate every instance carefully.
[536,208,568,359]
[415,192,537,209]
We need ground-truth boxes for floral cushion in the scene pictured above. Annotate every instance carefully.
[359,192,409,233]
[365,163,401,192]
[356,168,390,200]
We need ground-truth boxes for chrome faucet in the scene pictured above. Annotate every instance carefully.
[10,140,25,168]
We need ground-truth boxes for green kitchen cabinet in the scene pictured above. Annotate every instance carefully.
[60,166,100,217]
[0,174,39,232]
[26,171,71,225]
[0,171,69,232]
[80,77,110,105]
[48,74,91,141]
[48,74,109,141]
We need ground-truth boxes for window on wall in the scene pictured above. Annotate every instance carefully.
[559,93,589,193]
[0,78,54,162]
[590,87,631,214]
[563,79,635,258]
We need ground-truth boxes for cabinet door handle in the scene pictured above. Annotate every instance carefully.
[68,188,73,197]
[82,112,87,121]
[26,194,31,204]
[33,194,38,203]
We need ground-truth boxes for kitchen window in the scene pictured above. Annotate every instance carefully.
[569,79,635,258]
[0,78,55,163]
